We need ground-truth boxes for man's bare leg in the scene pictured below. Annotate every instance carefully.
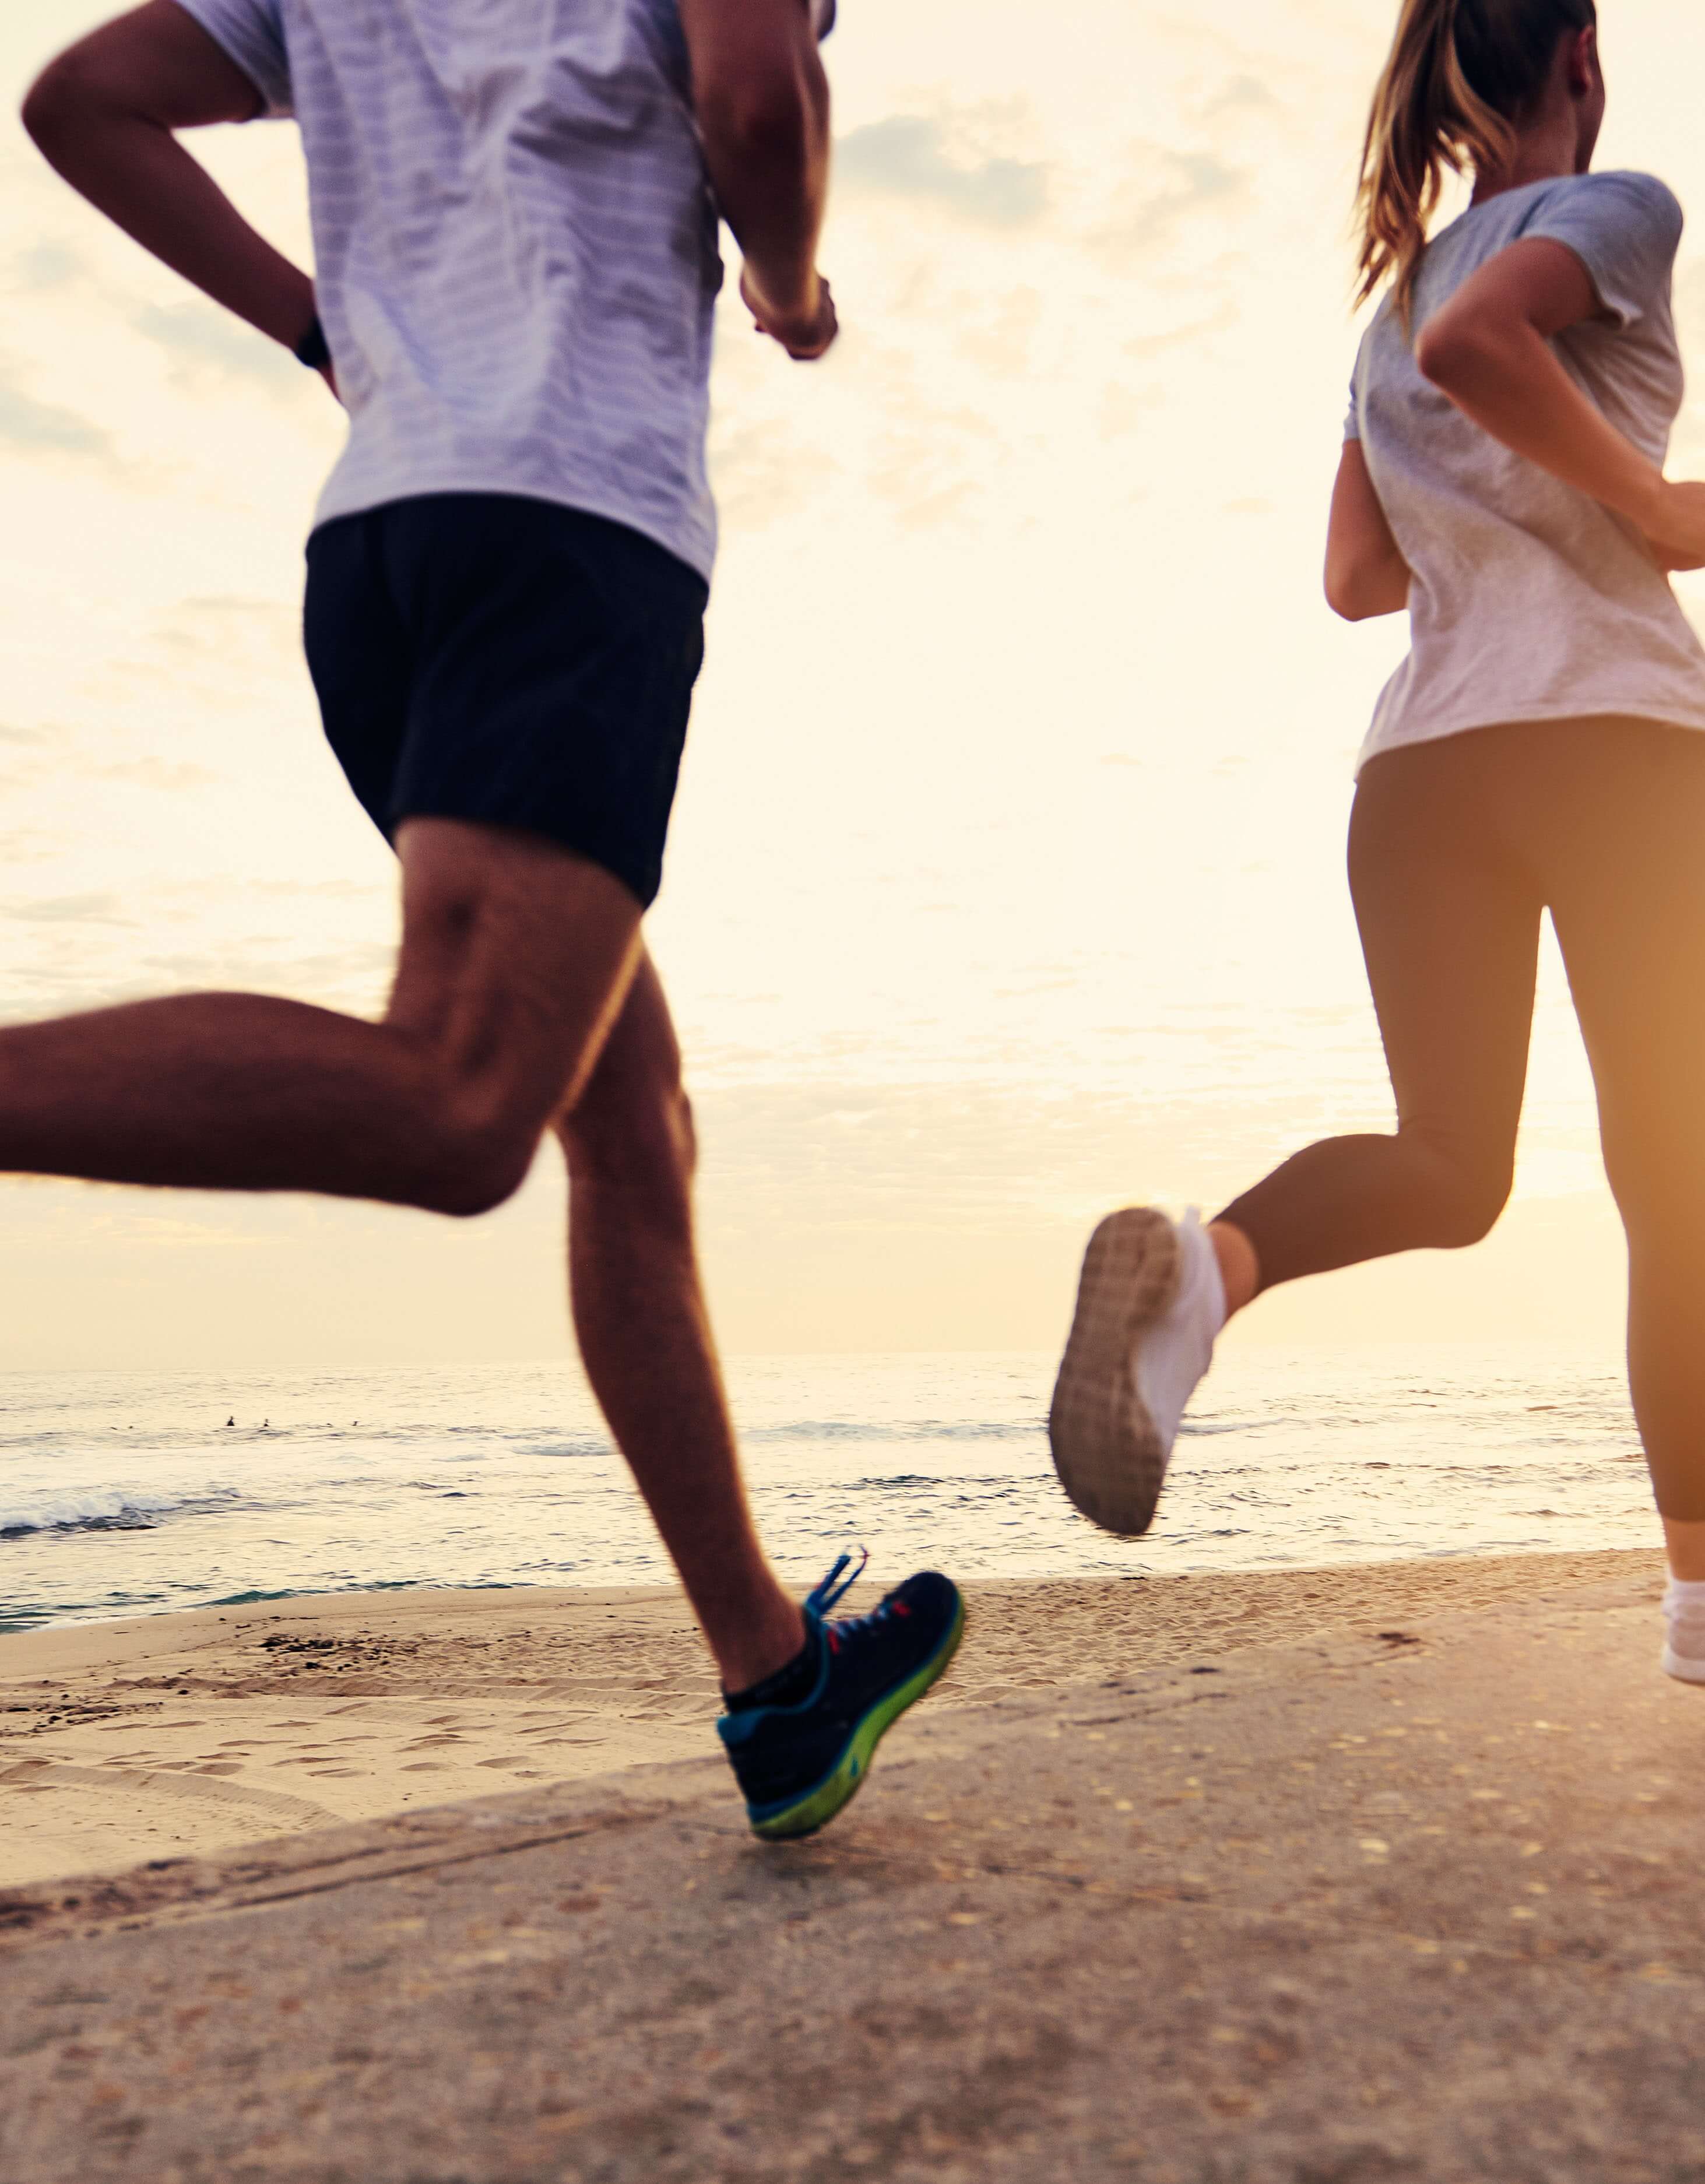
[0,816,801,1688]
[0,820,640,1211]
[559,955,804,1695]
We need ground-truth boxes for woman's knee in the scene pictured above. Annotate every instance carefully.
[1599,1109,1702,1244]
[1401,1129,1513,1248]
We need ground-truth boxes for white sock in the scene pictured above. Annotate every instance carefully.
[1132,1209,1226,1451]
[1664,1577,1705,1619]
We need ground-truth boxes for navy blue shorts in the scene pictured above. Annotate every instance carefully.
[303,493,708,909]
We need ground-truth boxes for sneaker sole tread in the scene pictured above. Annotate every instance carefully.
[1048,1206,1181,1538]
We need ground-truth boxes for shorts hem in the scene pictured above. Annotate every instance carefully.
[385,799,660,911]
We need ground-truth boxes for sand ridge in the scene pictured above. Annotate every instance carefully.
[0,1549,1662,1887]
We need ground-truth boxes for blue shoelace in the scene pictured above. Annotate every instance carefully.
[804,1545,916,1650]
[804,1546,869,1618]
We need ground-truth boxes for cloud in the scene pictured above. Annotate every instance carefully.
[1204,74,1278,117]
[836,115,1049,228]
[131,300,301,394]
[709,412,842,531]
[869,403,999,530]
[89,757,219,792]
[0,892,132,927]
[8,242,82,292]
[952,285,1043,379]
[1122,300,1239,360]
[0,364,112,457]
[1097,379,1162,442]
[1092,147,1247,265]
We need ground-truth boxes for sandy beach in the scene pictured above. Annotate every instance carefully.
[4,1542,1698,2182]
[0,1546,1662,1888]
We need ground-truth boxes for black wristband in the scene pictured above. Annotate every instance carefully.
[293,314,331,371]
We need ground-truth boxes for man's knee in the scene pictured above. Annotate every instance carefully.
[415,1099,542,1218]
[395,1057,550,1218]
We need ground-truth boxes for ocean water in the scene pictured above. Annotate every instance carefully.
[0,1345,1658,1635]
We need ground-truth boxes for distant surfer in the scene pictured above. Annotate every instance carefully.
[22,0,961,1835]
[1049,0,1705,1684]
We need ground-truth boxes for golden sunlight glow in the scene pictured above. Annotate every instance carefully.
[0,0,1700,1365]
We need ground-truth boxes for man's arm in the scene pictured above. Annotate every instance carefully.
[1415,236,1705,571]
[22,1,323,371]
[1324,442,1411,621]
[675,0,835,361]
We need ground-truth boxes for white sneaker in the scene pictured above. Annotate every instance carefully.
[1049,1207,1225,1538]
[1661,1579,1705,1685]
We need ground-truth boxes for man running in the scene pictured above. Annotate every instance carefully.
[20,0,961,1840]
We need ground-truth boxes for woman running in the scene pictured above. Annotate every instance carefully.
[1049,0,1705,1680]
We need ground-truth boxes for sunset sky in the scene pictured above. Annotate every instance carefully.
[0,0,1702,1369]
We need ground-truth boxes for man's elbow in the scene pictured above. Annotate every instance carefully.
[695,57,817,168]
[22,48,109,154]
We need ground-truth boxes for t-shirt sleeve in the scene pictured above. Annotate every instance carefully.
[168,0,293,118]
[813,0,836,37]
[1344,330,1370,442]
[1521,171,1683,330]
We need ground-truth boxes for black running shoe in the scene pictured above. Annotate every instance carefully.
[718,1552,964,1840]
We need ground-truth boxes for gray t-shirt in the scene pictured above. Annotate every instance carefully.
[173,0,832,579]
[1348,169,1705,769]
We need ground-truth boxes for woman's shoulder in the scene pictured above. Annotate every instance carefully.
[1522,168,1683,245]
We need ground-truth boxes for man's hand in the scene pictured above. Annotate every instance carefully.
[740,265,836,361]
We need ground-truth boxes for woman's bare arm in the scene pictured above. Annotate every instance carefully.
[1415,235,1705,569]
[1324,441,1412,620]
[23,2,321,365]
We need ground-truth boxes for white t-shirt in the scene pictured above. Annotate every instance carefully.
[172,0,832,579]
[1348,169,1705,769]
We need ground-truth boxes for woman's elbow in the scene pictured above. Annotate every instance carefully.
[1325,562,1408,621]
[1413,315,1495,393]
[1323,563,1370,622]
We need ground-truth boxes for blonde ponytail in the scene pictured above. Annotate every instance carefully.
[1355,0,1596,328]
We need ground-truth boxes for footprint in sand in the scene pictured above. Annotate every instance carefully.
[0,1760,332,1831]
